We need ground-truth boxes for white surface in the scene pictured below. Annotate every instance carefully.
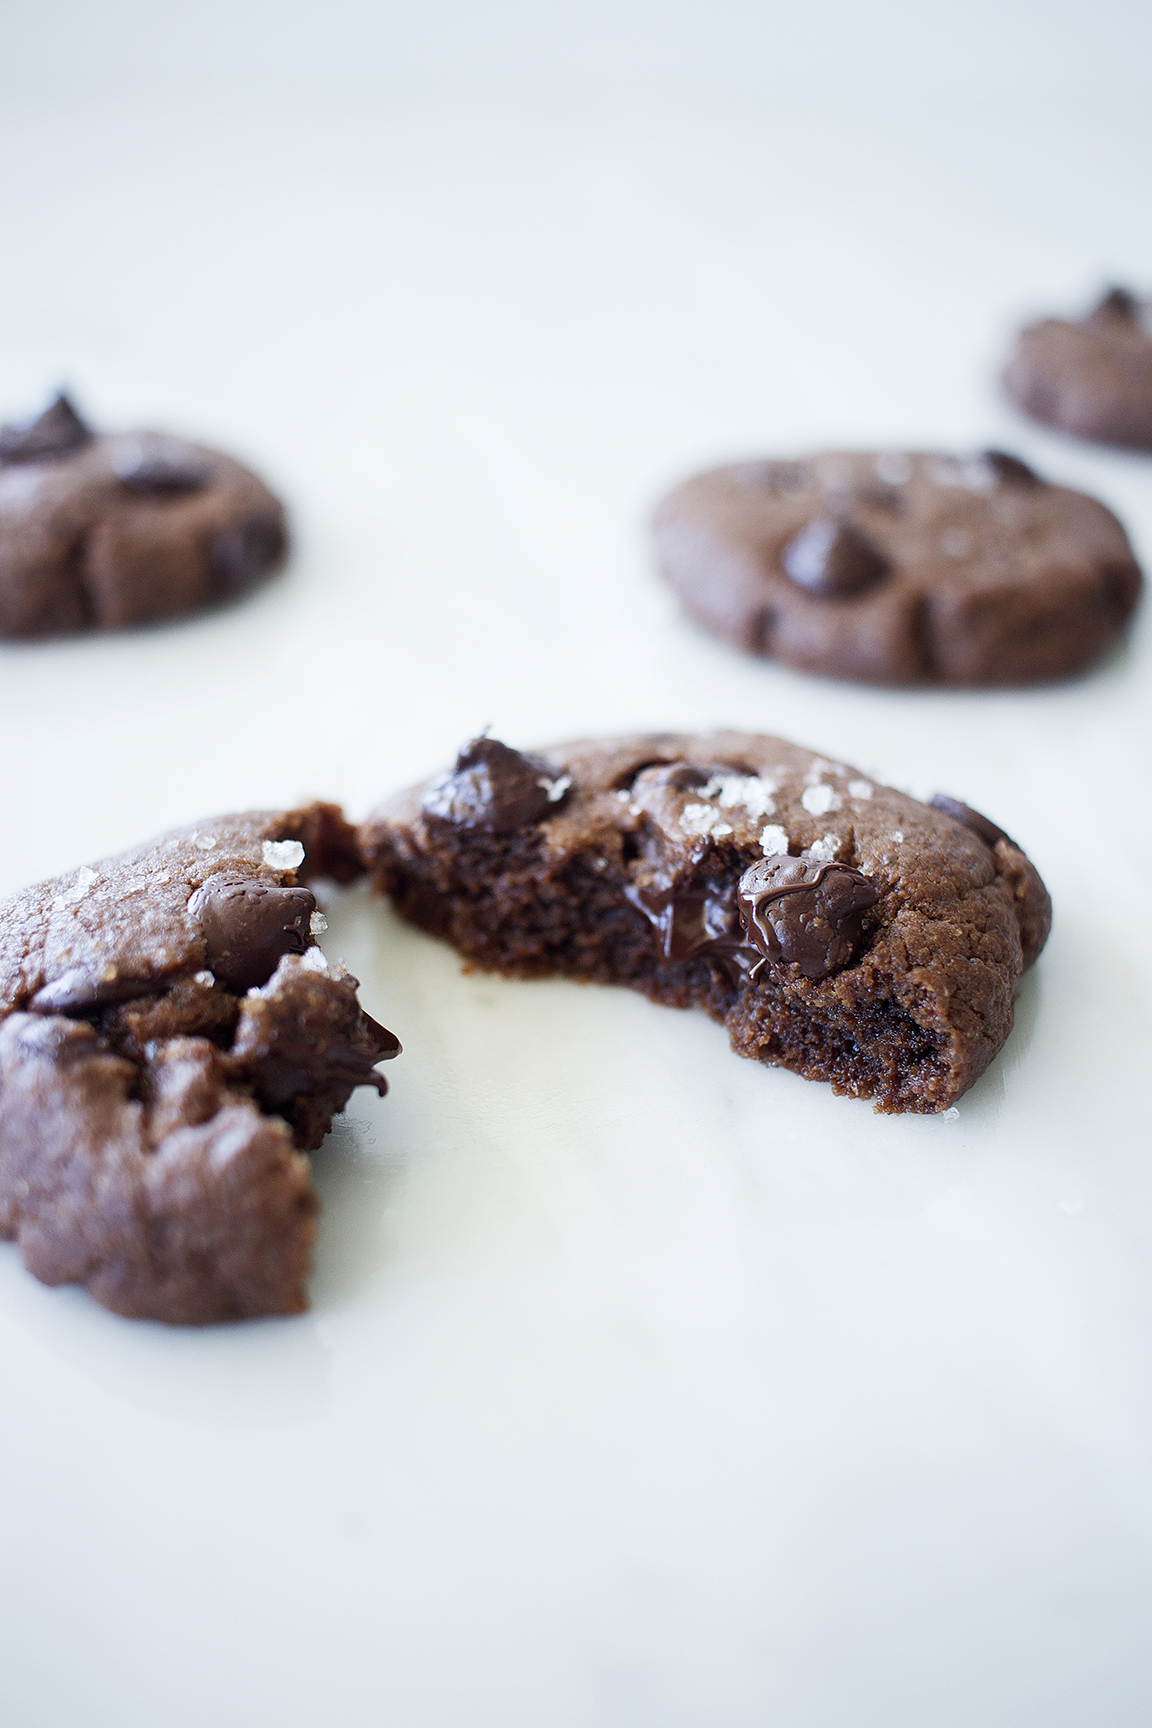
[1,26,1152,1727]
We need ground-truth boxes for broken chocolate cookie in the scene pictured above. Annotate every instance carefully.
[0,391,288,638]
[361,733,1050,1115]
[651,450,1141,684]
[0,804,397,1323]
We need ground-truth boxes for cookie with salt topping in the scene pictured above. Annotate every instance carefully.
[0,803,397,1323]
[0,391,287,637]
[361,733,1050,1115]
[652,450,1141,684]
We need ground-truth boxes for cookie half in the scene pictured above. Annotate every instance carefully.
[652,450,1141,684]
[0,392,287,637]
[361,734,1050,1116]
[1003,286,1152,450]
[0,804,396,1323]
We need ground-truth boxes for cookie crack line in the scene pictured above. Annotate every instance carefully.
[0,803,398,1325]
[361,731,1050,1120]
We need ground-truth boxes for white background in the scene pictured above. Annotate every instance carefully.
[1,4,1151,1724]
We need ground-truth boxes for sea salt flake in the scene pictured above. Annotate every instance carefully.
[309,911,329,935]
[801,783,840,816]
[702,774,777,818]
[941,1106,960,1122]
[301,947,329,972]
[153,871,170,885]
[806,834,841,862]
[194,969,215,987]
[759,824,789,856]
[53,865,98,910]
[263,839,305,871]
[803,757,834,785]
[537,774,571,803]
[848,779,874,800]
[892,829,904,843]
[680,804,734,839]
[196,834,217,850]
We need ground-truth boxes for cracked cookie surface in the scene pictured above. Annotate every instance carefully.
[362,733,1050,1115]
[0,804,397,1323]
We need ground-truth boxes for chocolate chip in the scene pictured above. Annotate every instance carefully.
[421,737,569,833]
[1085,286,1140,328]
[624,880,749,968]
[982,450,1041,487]
[187,876,317,993]
[114,448,210,494]
[211,512,287,593]
[29,968,165,1014]
[781,518,889,598]
[930,795,1013,851]
[737,855,877,980]
[0,392,93,464]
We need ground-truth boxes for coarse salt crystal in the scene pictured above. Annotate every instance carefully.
[892,830,904,843]
[301,947,329,972]
[702,774,777,819]
[262,839,305,871]
[801,783,840,817]
[196,834,217,850]
[309,910,328,935]
[538,774,571,803]
[806,834,841,862]
[194,970,215,987]
[680,804,734,839]
[848,779,873,800]
[759,824,789,856]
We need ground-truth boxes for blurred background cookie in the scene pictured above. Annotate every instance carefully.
[1003,286,1152,450]
[652,449,1141,684]
[0,391,288,637]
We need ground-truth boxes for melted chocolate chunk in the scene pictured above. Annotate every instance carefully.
[983,449,1041,487]
[187,876,316,993]
[781,518,890,598]
[115,448,211,494]
[0,392,93,463]
[29,968,167,1014]
[211,513,287,593]
[929,795,1013,851]
[737,855,878,980]
[624,881,752,980]
[1084,286,1140,328]
[421,737,569,833]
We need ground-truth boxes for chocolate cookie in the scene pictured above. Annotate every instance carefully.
[361,733,1050,1115]
[0,804,397,1323]
[0,392,287,637]
[652,451,1141,684]
[1003,286,1152,450]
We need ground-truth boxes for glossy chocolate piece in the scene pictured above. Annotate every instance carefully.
[982,449,1041,487]
[187,875,316,994]
[737,855,878,980]
[29,968,166,1014]
[421,736,570,833]
[929,795,1012,851]
[624,881,752,980]
[114,448,211,494]
[0,392,92,463]
[780,517,889,598]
